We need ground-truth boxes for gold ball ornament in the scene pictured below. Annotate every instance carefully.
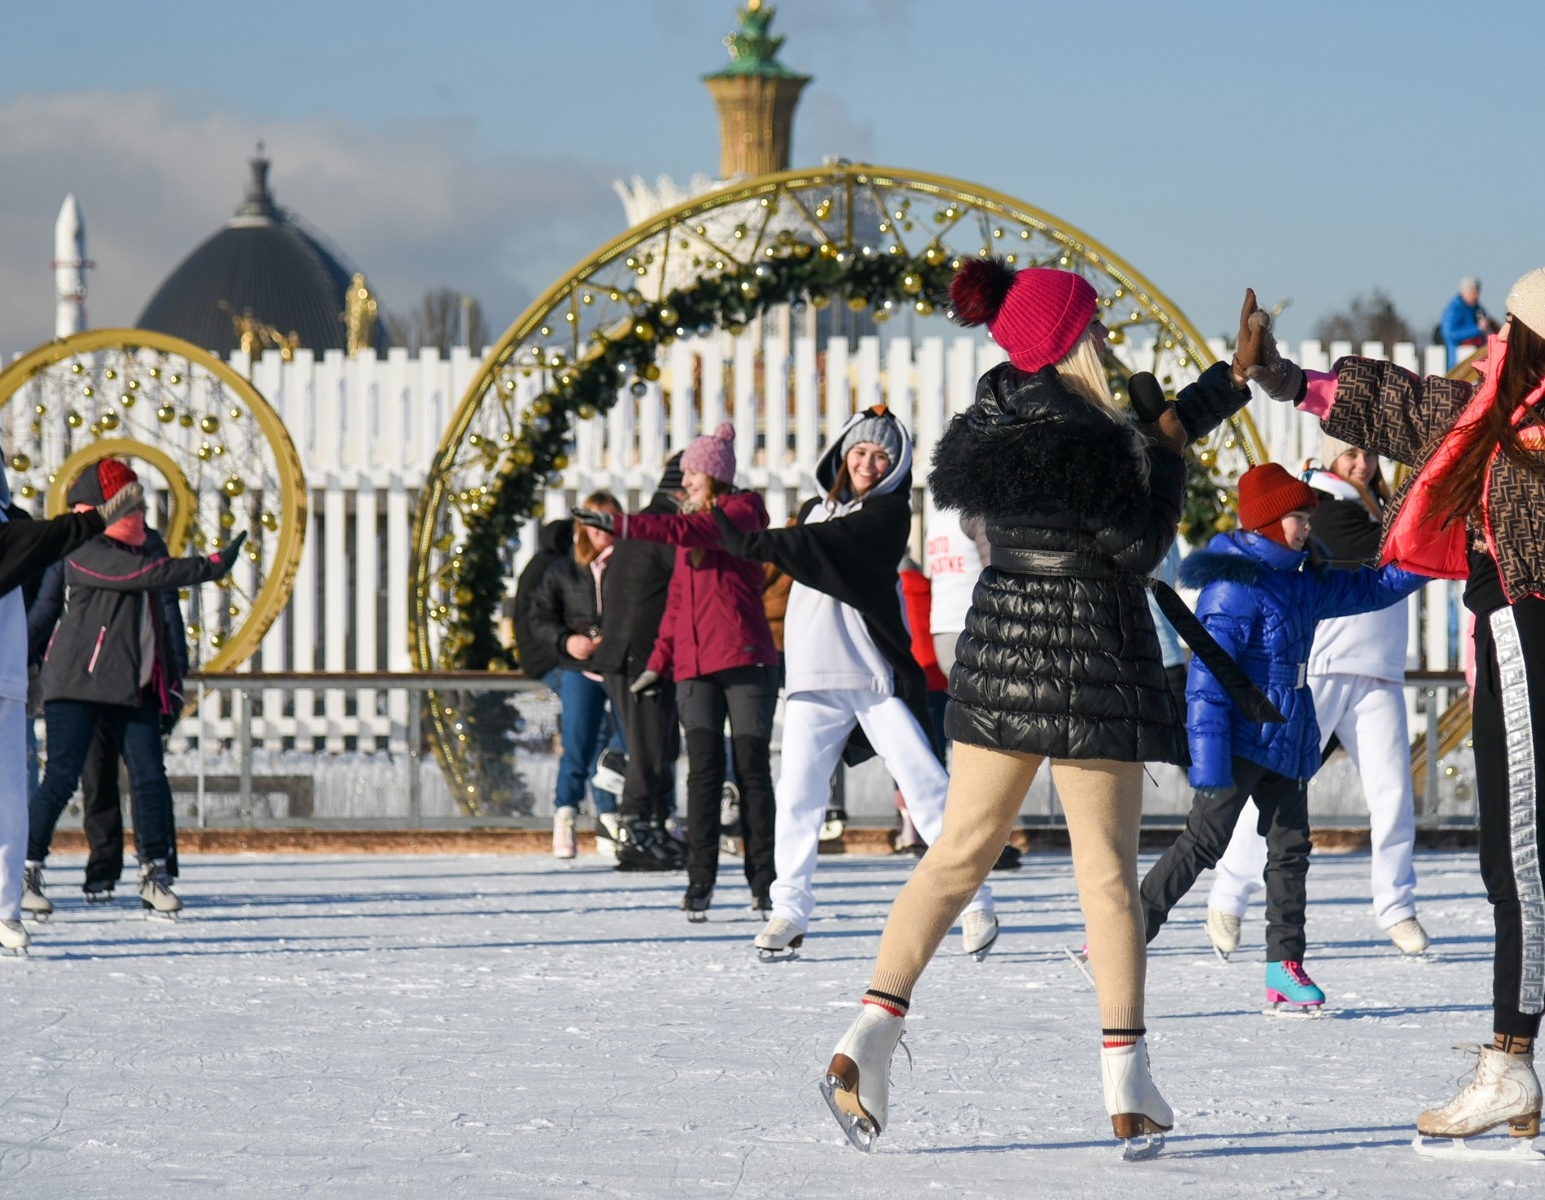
[156,405,176,423]
[179,412,195,429]
[200,415,220,434]
[65,411,83,429]
[9,453,28,472]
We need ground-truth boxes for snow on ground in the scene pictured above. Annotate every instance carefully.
[0,848,1532,1198]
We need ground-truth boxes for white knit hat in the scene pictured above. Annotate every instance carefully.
[1506,268,1545,337]
[1320,430,1357,466]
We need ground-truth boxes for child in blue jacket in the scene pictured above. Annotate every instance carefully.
[1140,463,1426,1011]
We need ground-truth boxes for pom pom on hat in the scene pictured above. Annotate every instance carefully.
[1506,267,1545,338]
[681,421,737,484]
[950,257,1099,373]
[1238,463,1317,534]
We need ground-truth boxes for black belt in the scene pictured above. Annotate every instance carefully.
[988,546,1286,725]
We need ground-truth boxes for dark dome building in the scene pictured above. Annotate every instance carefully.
[137,152,385,356]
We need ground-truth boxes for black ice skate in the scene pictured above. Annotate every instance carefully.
[83,879,115,904]
[22,863,52,921]
[682,883,713,923]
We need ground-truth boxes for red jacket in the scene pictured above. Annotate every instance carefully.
[900,566,949,693]
[621,491,779,680]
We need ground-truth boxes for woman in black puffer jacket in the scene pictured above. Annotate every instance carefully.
[822,261,1260,1157]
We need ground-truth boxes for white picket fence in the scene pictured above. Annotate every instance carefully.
[8,334,1462,770]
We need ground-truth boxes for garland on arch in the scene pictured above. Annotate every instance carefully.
[440,239,960,670]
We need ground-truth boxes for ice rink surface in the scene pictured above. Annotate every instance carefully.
[0,848,1534,1198]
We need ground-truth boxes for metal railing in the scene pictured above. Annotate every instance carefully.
[187,671,545,827]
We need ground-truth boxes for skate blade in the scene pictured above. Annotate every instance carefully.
[1063,946,1095,987]
[23,912,52,924]
[1120,1133,1165,1162]
[757,947,801,963]
[1412,1134,1544,1162]
[1262,1002,1327,1019]
[142,906,182,922]
[1212,945,1231,964]
[819,1078,878,1153]
[685,911,709,924]
[0,946,28,958]
[84,895,114,905]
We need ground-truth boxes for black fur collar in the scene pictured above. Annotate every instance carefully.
[928,363,1150,524]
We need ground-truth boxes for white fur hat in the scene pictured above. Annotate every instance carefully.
[1506,268,1545,337]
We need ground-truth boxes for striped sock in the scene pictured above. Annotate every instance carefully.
[862,989,909,1018]
[1102,1027,1145,1048]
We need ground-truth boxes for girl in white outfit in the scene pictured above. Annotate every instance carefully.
[712,407,997,958]
[1206,436,1428,956]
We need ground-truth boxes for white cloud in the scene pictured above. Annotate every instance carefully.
[0,89,628,354]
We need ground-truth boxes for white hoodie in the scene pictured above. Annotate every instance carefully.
[1306,470,1410,683]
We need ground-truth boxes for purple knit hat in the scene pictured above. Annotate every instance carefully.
[681,422,736,484]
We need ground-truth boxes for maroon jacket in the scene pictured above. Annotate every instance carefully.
[620,491,779,680]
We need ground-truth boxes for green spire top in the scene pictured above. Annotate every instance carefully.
[704,0,810,81]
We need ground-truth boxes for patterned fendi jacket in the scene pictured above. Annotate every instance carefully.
[1316,356,1545,603]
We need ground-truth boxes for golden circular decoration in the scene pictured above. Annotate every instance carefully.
[0,328,306,674]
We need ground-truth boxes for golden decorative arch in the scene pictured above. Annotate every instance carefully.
[411,162,1261,810]
[0,328,307,672]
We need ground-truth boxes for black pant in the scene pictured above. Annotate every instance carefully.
[1473,597,1545,1038]
[675,666,777,896]
[29,699,176,865]
[602,673,679,825]
[81,725,179,886]
[1141,756,1312,962]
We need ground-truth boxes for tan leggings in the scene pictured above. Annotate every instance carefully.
[868,743,1147,1033]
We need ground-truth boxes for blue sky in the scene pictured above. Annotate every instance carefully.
[0,0,1535,352]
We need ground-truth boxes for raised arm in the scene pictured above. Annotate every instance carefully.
[0,509,105,598]
[66,533,241,593]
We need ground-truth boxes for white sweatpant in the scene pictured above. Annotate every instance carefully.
[0,699,26,921]
[771,689,992,928]
[1208,673,1418,929]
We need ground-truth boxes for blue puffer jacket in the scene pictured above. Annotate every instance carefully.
[1179,532,1426,788]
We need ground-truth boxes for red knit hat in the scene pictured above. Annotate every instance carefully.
[1238,463,1317,533]
[65,458,139,507]
[949,258,1099,373]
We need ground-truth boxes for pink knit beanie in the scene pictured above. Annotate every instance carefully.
[681,422,737,484]
[950,258,1099,373]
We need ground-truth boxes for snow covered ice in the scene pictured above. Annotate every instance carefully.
[0,848,1534,1197]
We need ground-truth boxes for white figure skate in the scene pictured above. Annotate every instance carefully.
[960,908,999,961]
[1386,916,1431,957]
[1413,1044,1544,1162]
[0,918,29,956]
[1101,1036,1173,1161]
[821,1004,908,1152]
[1206,908,1241,962]
[754,916,804,961]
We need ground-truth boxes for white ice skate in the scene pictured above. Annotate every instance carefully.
[1101,1036,1173,1161]
[1386,916,1431,958]
[0,918,29,956]
[22,863,52,921]
[1413,1044,1544,1162]
[138,861,183,919]
[1206,908,1241,962]
[821,1005,908,1152]
[552,807,577,860]
[754,915,804,961]
[961,908,999,961]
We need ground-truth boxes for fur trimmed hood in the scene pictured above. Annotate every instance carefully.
[1179,531,1330,589]
[928,362,1151,525]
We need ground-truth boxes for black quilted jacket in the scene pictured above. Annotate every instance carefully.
[927,362,1240,764]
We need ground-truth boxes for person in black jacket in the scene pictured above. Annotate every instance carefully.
[525,492,624,859]
[28,525,190,902]
[0,468,130,952]
[513,520,573,685]
[24,460,242,919]
[815,263,1259,1157]
[591,454,683,872]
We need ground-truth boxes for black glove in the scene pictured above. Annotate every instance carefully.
[215,530,247,575]
[711,506,750,557]
[1174,362,1253,442]
[1127,371,1168,424]
[570,507,615,534]
[629,669,662,696]
[97,480,145,524]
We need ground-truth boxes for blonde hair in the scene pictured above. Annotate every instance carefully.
[1053,327,1117,410]
[573,490,620,566]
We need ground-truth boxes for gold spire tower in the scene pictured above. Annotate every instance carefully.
[702,1,811,179]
